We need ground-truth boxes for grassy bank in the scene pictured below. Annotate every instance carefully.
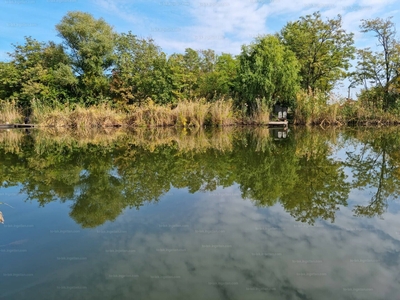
[2,95,400,128]
[293,90,400,126]
[27,98,272,128]
[0,101,23,124]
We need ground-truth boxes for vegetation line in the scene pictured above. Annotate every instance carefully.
[1,11,400,126]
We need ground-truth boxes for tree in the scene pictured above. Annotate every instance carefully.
[167,49,202,100]
[56,11,116,103]
[0,37,76,108]
[0,61,20,101]
[280,12,355,93]
[198,49,217,73]
[355,17,400,110]
[112,32,171,106]
[236,35,300,111]
[197,52,238,100]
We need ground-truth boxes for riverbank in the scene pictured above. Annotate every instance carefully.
[1,99,271,128]
[1,98,400,128]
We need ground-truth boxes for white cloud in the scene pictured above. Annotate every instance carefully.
[94,0,400,55]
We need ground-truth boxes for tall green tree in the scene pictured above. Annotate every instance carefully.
[167,48,202,100]
[236,35,300,111]
[56,11,116,103]
[0,61,20,101]
[280,12,355,93]
[197,52,238,100]
[112,32,171,106]
[355,17,400,110]
[0,37,76,108]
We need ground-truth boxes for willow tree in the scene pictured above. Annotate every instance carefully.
[236,35,300,111]
[280,12,355,93]
[56,11,116,103]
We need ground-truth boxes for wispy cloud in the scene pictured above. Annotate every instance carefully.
[93,0,400,54]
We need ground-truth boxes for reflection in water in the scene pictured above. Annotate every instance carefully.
[0,202,13,224]
[343,128,400,217]
[0,127,399,227]
[1,127,400,300]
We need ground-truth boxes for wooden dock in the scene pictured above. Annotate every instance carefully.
[268,120,288,127]
[0,124,36,129]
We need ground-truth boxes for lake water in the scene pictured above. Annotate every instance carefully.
[0,127,399,300]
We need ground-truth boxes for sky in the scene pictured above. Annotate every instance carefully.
[0,0,399,96]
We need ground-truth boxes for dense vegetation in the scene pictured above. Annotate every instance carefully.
[0,11,400,126]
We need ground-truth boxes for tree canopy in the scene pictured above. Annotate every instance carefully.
[236,35,300,110]
[280,12,355,93]
[354,17,400,110]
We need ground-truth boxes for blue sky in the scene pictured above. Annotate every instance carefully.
[0,0,399,96]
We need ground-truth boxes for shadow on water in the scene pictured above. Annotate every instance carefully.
[0,126,399,228]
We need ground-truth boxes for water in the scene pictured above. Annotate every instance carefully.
[0,127,399,300]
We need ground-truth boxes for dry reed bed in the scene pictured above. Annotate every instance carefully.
[29,99,271,128]
[6,95,400,128]
[0,101,23,124]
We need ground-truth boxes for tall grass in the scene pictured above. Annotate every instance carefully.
[293,89,339,125]
[237,98,270,125]
[293,89,400,126]
[32,99,124,128]
[126,99,176,127]
[250,99,270,125]
[175,100,210,127]
[209,99,236,126]
[30,98,245,128]
[339,101,400,125]
[0,100,23,124]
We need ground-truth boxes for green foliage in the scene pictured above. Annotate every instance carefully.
[198,53,238,100]
[0,37,77,109]
[236,35,300,112]
[280,12,355,93]
[354,17,400,110]
[166,48,202,100]
[56,11,116,102]
[112,32,171,106]
[0,62,20,101]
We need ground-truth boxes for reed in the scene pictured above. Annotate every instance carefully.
[174,100,210,127]
[32,100,125,128]
[209,99,236,126]
[126,100,176,127]
[0,100,23,124]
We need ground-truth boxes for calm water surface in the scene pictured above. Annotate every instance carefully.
[0,127,399,300]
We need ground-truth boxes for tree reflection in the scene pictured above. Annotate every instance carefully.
[343,128,400,217]
[0,127,398,227]
[280,129,350,224]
